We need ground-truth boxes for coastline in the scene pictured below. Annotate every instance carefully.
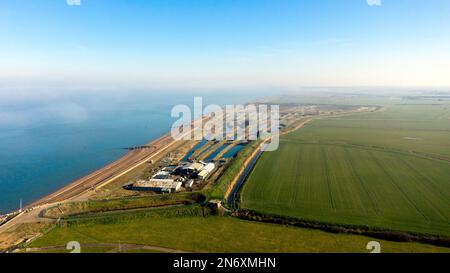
[0,132,175,222]
[0,131,183,241]
[0,113,207,221]
[27,132,175,209]
[0,126,196,246]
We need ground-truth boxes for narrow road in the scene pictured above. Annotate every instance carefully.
[23,243,189,253]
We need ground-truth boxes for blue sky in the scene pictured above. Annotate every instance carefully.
[1,0,450,89]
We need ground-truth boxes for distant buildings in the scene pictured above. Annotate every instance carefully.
[130,161,216,193]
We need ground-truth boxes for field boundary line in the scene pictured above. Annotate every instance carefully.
[281,139,450,165]
[234,209,450,248]
[368,151,430,222]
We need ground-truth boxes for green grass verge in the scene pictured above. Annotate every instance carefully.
[206,140,261,200]
[28,206,449,253]
[43,192,205,218]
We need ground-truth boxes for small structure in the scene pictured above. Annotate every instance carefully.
[207,200,222,209]
[207,200,225,215]
[162,165,178,172]
[187,162,205,172]
[151,171,171,180]
[184,179,195,189]
[179,162,205,176]
[203,163,215,172]
[197,163,216,180]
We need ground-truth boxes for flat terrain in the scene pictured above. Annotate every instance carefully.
[241,104,450,236]
[28,207,449,253]
[296,105,450,159]
[6,98,450,253]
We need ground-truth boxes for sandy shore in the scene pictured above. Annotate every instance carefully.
[0,131,181,244]
[25,132,176,210]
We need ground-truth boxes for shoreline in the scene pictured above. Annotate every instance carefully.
[1,114,207,219]
[0,98,262,217]
[2,132,175,218]
[0,120,199,242]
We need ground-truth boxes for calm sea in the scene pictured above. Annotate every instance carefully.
[0,90,269,214]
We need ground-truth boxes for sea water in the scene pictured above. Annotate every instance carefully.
[0,90,268,214]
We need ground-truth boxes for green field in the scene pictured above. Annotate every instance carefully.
[298,105,450,159]
[241,104,450,236]
[42,192,203,218]
[28,207,449,253]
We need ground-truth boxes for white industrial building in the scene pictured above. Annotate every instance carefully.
[132,179,182,193]
[203,163,215,172]
[151,171,171,180]
[197,162,215,180]
[184,162,204,172]
[130,160,215,193]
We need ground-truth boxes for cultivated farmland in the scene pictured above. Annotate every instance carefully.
[27,206,449,253]
[240,104,450,237]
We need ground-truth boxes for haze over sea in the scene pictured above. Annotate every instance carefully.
[0,90,267,214]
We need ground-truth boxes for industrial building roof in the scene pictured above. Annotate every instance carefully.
[184,162,204,171]
[198,169,210,178]
[133,179,181,189]
[202,163,215,172]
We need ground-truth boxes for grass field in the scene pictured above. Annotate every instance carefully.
[240,104,450,237]
[27,207,449,253]
[298,105,450,159]
[42,192,203,218]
